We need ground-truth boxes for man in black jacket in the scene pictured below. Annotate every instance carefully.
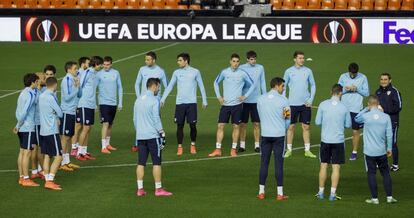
[376,73,402,171]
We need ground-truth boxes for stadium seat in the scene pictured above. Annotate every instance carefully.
[189,4,201,9]
[308,0,321,8]
[271,0,282,9]
[295,0,308,8]
[88,0,102,8]
[401,0,413,9]
[139,0,152,9]
[0,0,13,8]
[152,0,165,9]
[24,0,37,8]
[12,0,25,8]
[281,0,295,9]
[113,0,127,8]
[374,0,387,10]
[321,0,334,8]
[164,0,177,8]
[37,0,52,8]
[76,0,90,8]
[387,0,401,9]
[348,0,361,9]
[101,0,115,8]
[176,4,187,9]
[361,0,374,9]
[335,0,348,8]
[126,0,139,8]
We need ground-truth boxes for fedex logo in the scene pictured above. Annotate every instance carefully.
[383,21,414,44]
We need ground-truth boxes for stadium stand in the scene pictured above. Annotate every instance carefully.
[0,0,413,10]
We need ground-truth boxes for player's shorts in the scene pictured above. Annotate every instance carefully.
[218,104,243,124]
[17,131,36,150]
[60,113,76,136]
[174,103,197,125]
[76,107,95,126]
[241,103,260,123]
[34,125,41,146]
[319,142,345,164]
[99,105,117,125]
[290,105,311,125]
[137,138,163,166]
[40,134,62,157]
[350,112,364,130]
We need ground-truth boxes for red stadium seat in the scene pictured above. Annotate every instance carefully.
[101,0,115,8]
[374,0,387,10]
[361,0,374,9]
[335,0,348,8]
[76,0,90,8]
[37,0,52,8]
[126,0,139,8]
[348,0,361,9]
[139,0,152,9]
[401,0,413,9]
[387,0,401,9]
[281,0,295,9]
[321,0,334,8]
[308,0,321,8]
[89,0,101,8]
[0,0,13,8]
[271,0,282,8]
[295,0,308,8]
[113,0,127,8]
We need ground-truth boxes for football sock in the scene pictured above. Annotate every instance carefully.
[240,141,246,149]
[101,139,107,149]
[277,186,283,196]
[155,182,162,189]
[254,142,260,148]
[259,185,265,194]
[287,144,292,151]
[231,143,237,149]
[137,180,143,189]
[216,143,221,149]
[330,187,336,195]
[305,143,310,151]
[106,137,111,146]
[319,187,324,194]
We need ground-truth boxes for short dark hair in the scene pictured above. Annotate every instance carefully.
[104,56,113,63]
[23,73,39,87]
[43,65,56,74]
[78,57,90,66]
[331,84,343,95]
[46,77,58,87]
[177,53,190,64]
[293,51,304,58]
[89,56,103,67]
[146,51,157,60]
[381,72,392,80]
[230,53,240,60]
[246,50,257,59]
[348,63,359,74]
[368,94,379,105]
[146,78,160,89]
[65,61,77,73]
[270,77,285,88]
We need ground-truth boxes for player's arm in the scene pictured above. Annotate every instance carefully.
[242,72,255,99]
[282,70,289,96]
[117,72,123,109]
[260,67,267,94]
[338,75,349,94]
[354,107,369,124]
[345,109,352,128]
[306,70,316,106]
[214,71,224,100]
[135,69,142,97]
[151,100,163,133]
[50,96,63,118]
[315,103,323,126]
[77,71,87,98]
[160,72,177,105]
[62,78,79,102]
[389,88,402,114]
[356,76,369,97]
[196,71,208,107]
[133,101,137,130]
[15,93,32,129]
[385,115,393,155]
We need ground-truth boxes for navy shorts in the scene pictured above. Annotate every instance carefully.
[76,107,95,125]
[60,113,76,136]
[34,125,41,146]
[218,104,243,124]
[99,105,117,125]
[137,138,162,166]
[17,132,36,150]
[174,103,197,125]
[319,142,345,164]
[40,134,62,157]
[350,112,363,130]
[290,105,311,125]
[241,103,260,123]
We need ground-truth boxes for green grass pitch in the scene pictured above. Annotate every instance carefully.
[0,42,413,217]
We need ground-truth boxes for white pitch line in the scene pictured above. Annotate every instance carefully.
[0,43,180,100]
[0,136,354,173]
